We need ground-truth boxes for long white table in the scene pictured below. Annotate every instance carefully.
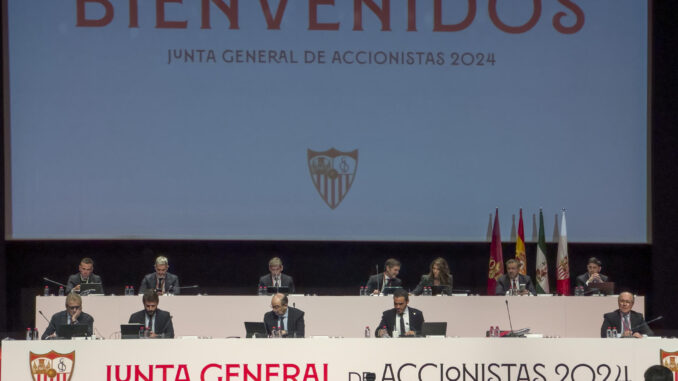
[2,337,674,381]
[35,295,643,339]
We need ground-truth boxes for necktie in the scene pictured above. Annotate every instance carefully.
[279,316,285,331]
[622,314,630,332]
[275,277,280,287]
[399,313,406,336]
[512,280,517,290]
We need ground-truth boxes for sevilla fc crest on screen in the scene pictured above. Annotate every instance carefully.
[307,148,358,209]
[30,350,75,381]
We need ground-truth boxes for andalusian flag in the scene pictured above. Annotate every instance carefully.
[535,209,550,294]
[515,209,526,275]
[556,210,570,295]
[487,208,504,295]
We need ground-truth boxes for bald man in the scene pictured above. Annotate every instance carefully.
[600,291,653,338]
[263,293,305,338]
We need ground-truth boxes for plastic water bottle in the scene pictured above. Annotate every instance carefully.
[612,327,618,338]
[263,286,268,295]
[124,286,129,295]
[139,327,145,339]
[364,326,371,338]
[26,328,32,340]
[381,325,391,338]
[606,327,612,338]
[271,326,278,338]
[58,286,64,296]
[33,328,39,340]
[493,326,500,337]
[129,286,135,295]
[43,286,49,296]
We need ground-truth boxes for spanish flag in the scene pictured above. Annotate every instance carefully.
[515,209,527,275]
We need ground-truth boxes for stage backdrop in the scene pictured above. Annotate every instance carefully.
[4,0,648,242]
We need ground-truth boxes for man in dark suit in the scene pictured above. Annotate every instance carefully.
[129,290,174,338]
[41,293,94,339]
[376,289,424,337]
[263,293,305,338]
[600,291,653,338]
[65,257,103,294]
[495,259,536,295]
[258,257,295,293]
[139,256,180,295]
[575,257,609,288]
[366,258,403,295]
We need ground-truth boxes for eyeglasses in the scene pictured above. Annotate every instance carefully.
[271,305,283,310]
[67,305,81,311]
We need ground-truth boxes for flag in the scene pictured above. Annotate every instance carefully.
[487,208,504,295]
[535,209,550,294]
[556,210,570,295]
[515,208,526,275]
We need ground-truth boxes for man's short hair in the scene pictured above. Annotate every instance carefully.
[618,291,636,303]
[385,258,401,268]
[644,365,672,381]
[142,290,160,304]
[587,257,602,266]
[65,292,82,307]
[155,256,169,266]
[273,293,288,306]
[505,258,520,268]
[393,288,409,301]
[269,257,283,267]
[80,257,94,265]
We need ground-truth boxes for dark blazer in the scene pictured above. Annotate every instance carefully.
[575,273,609,288]
[258,273,295,293]
[41,310,94,339]
[376,307,424,336]
[495,274,537,295]
[412,274,453,295]
[600,309,653,337]
[65,273,103,294]
[263,306,305,338]
[129,309,174,338]
[366,273,403,294]
[139,272,180,295]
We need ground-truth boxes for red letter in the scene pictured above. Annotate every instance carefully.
[243,364,262,380]
[129,0,138,27]
[201,364,221,381]
[266,364,280,379]
[433,0,475,32]
[283,364,300,381]
[353,0,390,31]
[407,0,416,31]
[553,0,584,34]
[156,0,188,28]
[76,0,114,27]
[134,365,153,381]
[303,365,319,381]
[309,0,339,30]
[489,0,541,34]
[176,365,191,381]
[116,365,132,381]
[226,364,241,380]
[259,0,289,29]
[156,365,174,380]
[201,0,239,29]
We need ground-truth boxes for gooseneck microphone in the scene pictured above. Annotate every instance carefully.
[505,300,515,335]
[43,277,67,288]
[38,310,50,324]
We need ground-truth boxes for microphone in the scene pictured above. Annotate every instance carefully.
[505,300,515,335]
[632,315,663,334]
[173,285,198,290]
[43,277,67,288]
[38,310,50,324]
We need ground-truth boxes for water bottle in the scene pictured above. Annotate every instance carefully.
[359,286,363,296]
[271,326,278,338]
[58,286,64,296]
[129,286,135,295]
[381,325,391,338]
[606,327,612,338]
[364,326,371,338]
[33,328,39,340]
[427,287,433,296]
[43,286,49,296]
[26,328,33,340]
[139,327,145,339]
[494,326,500,337]
[145,327,150,338]
[612,327,618,338]
[124,286,129,295]
[263,286,268,295]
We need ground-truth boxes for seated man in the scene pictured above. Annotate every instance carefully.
[263,293,305,338]
[129,290,174,338]
[65,257,103,294]
[575,257,609,288]
[644,365,672,381]
[376,289,424,337]
[258,257,295,293]
[600,291,653,338]
[495,259,536,295]
[366,258,403,295]
[41,293,94,339]
[139,256,180,295]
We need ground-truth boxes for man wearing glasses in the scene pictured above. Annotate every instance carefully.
[41,293,94,339]
[263,293,305,338]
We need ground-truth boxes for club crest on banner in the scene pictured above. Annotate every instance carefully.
[307,148,358,209]
[29,350,75,381]
[660,350,678,376]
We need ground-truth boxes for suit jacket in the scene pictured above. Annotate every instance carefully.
[41,310,94,339]
[366,273,403,294]
[412,274,453,295]
[258,273,295,293]
[139,272,180,295]
[575,272,609,288]
[263,307,305,338]
[129,309,174,338]
[495,274,536,295]
[65,273,103,294]
[376,307,424,336]
[600,309,653,337]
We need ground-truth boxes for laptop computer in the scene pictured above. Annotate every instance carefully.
[120,323,144,339]
[244,322,268,338]
[421,322,447,337]
[266,286,290,294]
[382,286,403,295]
[431,285,451,296]
[79,283,103,295]
[56,324,90,339]
[588,281,615,295]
